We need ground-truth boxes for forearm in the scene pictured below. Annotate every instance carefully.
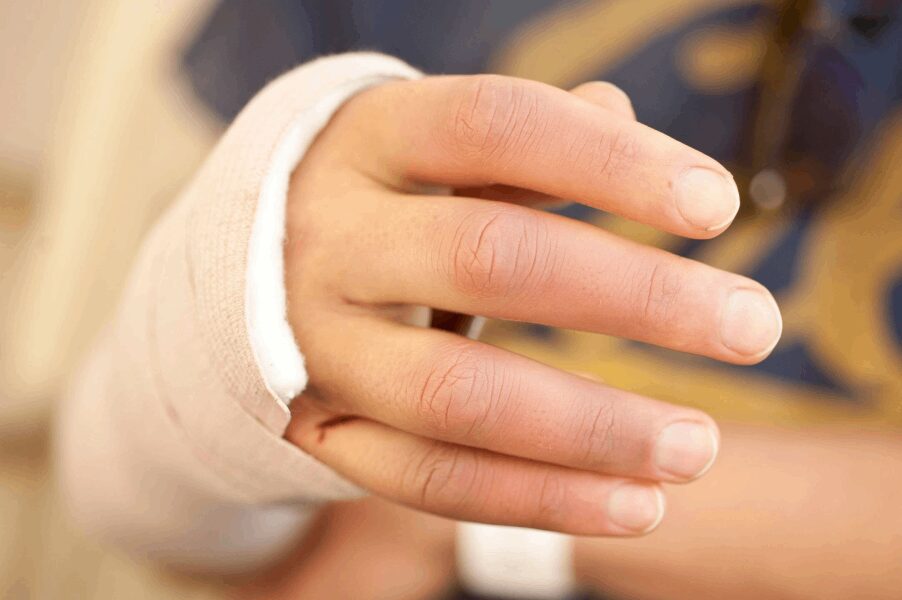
[575,422,902,600]
[55,201,317,572]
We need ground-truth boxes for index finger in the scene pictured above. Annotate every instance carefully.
[346,75,740,238]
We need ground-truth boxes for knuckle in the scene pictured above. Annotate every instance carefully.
[577,401,619,469]
[449,75,544,162]
[413,343,507,438]
[405,444,481,510]
[448,208,554,299]
[635,262,685,327]
[592,128,640,180]
[532,470,568,527]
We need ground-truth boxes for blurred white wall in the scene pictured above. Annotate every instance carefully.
[0,0,89,175]
[0,0,218,433]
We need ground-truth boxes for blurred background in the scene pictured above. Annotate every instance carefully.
[0,1,222,597]
[0,0,899,598]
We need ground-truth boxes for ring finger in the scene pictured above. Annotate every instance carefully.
[287,399,667,536]
[298,312,720,484]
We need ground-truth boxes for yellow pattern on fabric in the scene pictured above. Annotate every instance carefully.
[484,0,902,428]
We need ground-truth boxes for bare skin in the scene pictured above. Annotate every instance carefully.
[574,424,902,600]
[237,498,455,600]
[282,74,782,535]
[244,424,902,600]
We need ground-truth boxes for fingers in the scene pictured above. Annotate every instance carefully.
[570,81,636,120]
[341,193,782,365]
[286,401,666,536]
[457,82,637,207]
[300,314,720,483]
[349,74,739,238]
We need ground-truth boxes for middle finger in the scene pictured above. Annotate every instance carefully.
[341,193,782,365]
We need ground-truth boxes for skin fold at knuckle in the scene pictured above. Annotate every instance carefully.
[447,75,544,165]
[531,469,570,529]
[403,444,481,513]
[446,208,553,301]
[631,259,687,335]
[411,343,502,438]
[573,399,621,471]
[592,127,640,183]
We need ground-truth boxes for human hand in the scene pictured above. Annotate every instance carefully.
[238,498,455,600]
[283,74,782,535]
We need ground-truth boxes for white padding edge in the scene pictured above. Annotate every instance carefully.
[246,54,422,410]
[457,522,575,598]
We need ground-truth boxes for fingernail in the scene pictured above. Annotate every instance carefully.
[607,483,665,533]
[720,287,783,357]
[675,168,740,231]
[655,421,719,480]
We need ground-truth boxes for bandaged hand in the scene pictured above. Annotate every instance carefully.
[283,75,782,535]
